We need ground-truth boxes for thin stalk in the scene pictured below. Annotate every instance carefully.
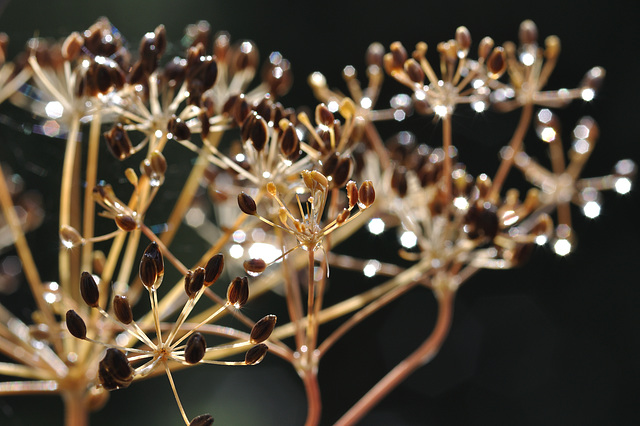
[442,114,453,203]
[59,115,81,296]
[302,371,322,426]
[62,388,88,426]
[489,102,534,202]
[81,112,101,273]
[335,289,455,426]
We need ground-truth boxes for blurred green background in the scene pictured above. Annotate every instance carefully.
[1,0,639,425]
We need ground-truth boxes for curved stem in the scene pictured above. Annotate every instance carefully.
[63,389,88,426]
[302,371,322,426]
[335,289,455,426]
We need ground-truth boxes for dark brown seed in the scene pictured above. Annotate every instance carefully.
[464,202,499,240]
[214,31,230,60]
[184,267,206,298]
[113,295,133,324]
[455,26,472,55]
[366,42,385,67]
[391,167,408,197]
[202,59,218,90]
[189,414,214,426]
[263,55,292,96]
[279,121,299,158]
[95,62,112,94]
[60,225,83,247]
[389,41,408,69]
[321,152,339,177]
[199,110,211,138]
[244,343,268,365]
[184,332,207,364]
[346,181,358,209]
[127,61,147,85]
[487,47,506,79]
[358,181,375,208]
[249,115,269,152]
[168,115,191,141]
[204,253,224,286]
[140,242,164,289]
[243,258,266,276]
[66,310,87,339]
[332,156,353,188]
[80,271,100,308]
[98,348,133,390]
[250,314,277,344]
[104,123,133,161]
[315,104,334,127]
[237,192,257,215]
[115,214,137,232]
[62,31,84,61]
[154,25,167,57]
[404,59,424,83]
[336,208,350,225]
[227,276,249,307]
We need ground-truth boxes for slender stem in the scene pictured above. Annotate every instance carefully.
[489,102,534,202]
[81,112,101,273]
[302,371,322,426]
[335,289,455,426]
[63,389,88,426]
[442,114,453,203]
[59,116,81,296]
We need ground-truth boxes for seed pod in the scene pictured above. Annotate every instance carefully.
[249,114,269,152]
[464,201,499,240]
[184,267,206,298]
[204,253,224,286]
[279,120,299,158]
[315,104,334,127]
[184,332,207,364]
[404,58,424,83]
[243,258,266,276]
[98,348,134,390]
[103,123,133,161]
[336,208,350,225]
[455,26,472,57]
[358,181,375,209]
[227,276,249,307]
[478,36,494,60]
[60,225,83,247]
[66,310,87,339]
[115,214,137,232]
[519,20,538,45]
[245,343,268,365]
[189,414,214,426]
[580,66,605,92]
[346,181,358,209]
[62,31,84,61]
[168,115,191,141]
[391,167,408,197]
[250,314,277,344]
[389,41,408,70]
[139,242,164,289]
[487,47,506,79]
[113,295,133,324]
[544,35,561,60]
[237,192,257,215]
[332,156,353,188]
[80,271,100,308]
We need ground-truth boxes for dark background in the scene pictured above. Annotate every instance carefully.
[0,0,639,425]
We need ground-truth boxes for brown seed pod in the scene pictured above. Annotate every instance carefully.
[189,414,214,426]
[184,267,206,298]
[279,120,299,158]
[358,181,375,209]
[60,225,83,247]
[227,276,249,307]
[139,242,164,289]
[332,157,353,188]
[249,114,269,152]
[61,31,84,61]
[336,208,350,225]
[80,271,100,308]
[113,295,133,324]
[245,343,269,365]
[487,47,506,79]
[404,58,424,83]
[519,20,538,45]
[243,258,266,276]
[66,310,87,339]
[184,332,207,364]
[389,41,408,70]
[315,104,334,127]
[250,314,277,344]
[104,123,133,161]
[455,26,472,57]
[478,36,494,61]
[167,115,191,141]
[115,214,137,232]
[237,192,257,215]
[98,348,134,390]
[204,253,224,286]
[346,181,358,209]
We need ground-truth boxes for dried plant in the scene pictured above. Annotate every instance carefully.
[0,10,636,426]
